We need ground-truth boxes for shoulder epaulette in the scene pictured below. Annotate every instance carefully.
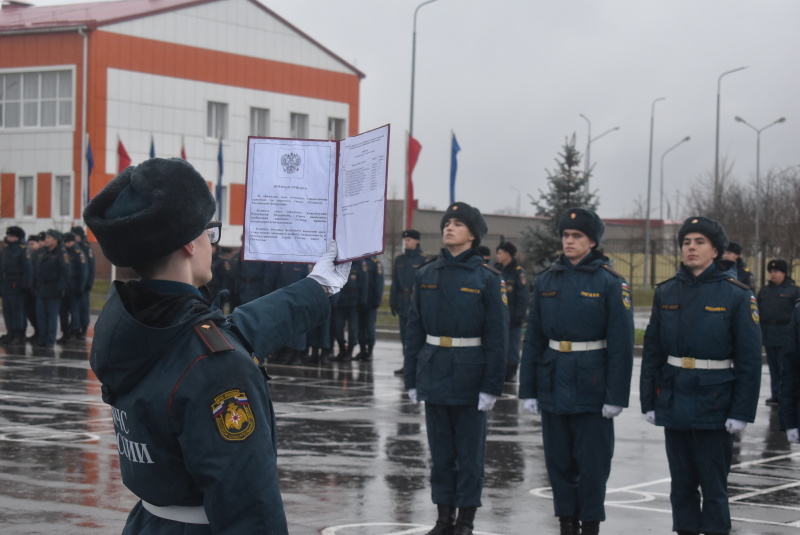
[193,320,235,354]
[419,257,436,268]
[726,277,751,290]
[601,264,623,278]
[481,263,502,275]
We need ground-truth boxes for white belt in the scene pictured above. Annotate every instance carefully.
[426,335,482,348]
[549,339,607,352]
[667,356,732,370]
[142,500,209,525]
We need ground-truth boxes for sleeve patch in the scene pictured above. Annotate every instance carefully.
[211,389,256,441]
[193,320,236,354]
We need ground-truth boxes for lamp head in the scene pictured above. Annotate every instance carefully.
[734,116,745,123]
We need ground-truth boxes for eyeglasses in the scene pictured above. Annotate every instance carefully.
[205,221,222,245]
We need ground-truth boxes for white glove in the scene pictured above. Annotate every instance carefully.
[645,410,656,425]
[602,404,623,419]
[523,398,539,415]
[408,389,418,404]
[725,418,747,434]
[308,241,351,295]
[478,392,497,412]
[787,428,800,444]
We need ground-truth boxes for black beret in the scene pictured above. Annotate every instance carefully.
[62,232,76,243]
[768,259,788,274]
[402,229,421,240]
[726,241,742,255]
[70,226,86,238]
[677,216,729,256]
[6,226,25,240]
[45,229,62,241]
[557,208,604,246]
[84,158,216,268]
[440,202,488,249]
[477,245,491,257]
[497,241,517,257]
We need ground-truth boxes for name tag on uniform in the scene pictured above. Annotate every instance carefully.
[541,291,557,297]
[580,291,600,298]
[460,287,480,294]
[661,304,679,310]
[421,283,438,290]
[704,306,727,312]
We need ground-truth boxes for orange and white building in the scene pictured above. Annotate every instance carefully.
[0,0,363,252]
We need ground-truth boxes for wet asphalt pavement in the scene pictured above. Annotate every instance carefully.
[1,324,800,534]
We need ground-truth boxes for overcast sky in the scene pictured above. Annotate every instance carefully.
[39,0,800,220]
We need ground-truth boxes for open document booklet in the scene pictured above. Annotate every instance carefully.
[243,124,389,263]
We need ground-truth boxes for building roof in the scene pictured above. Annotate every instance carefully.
[0,0,365,78]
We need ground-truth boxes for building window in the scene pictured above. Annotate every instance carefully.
[0,69,72,129]
[55,175,71,217]
[328,118,346,140]
[19,176,34,217]
[290,112,308,139]
[207,101,228,140]
[250,107,270,137]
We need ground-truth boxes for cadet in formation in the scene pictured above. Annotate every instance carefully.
[0,226,32,345]
[84,157,350,534]
[757,259,799,406]
[640,216,762,535]
[332,260,367,362]
[355,256,384,362]
[57,231,87,344]
[34,229,70,348]
[494,241,529,382]
[780,268,800,446]
[71,225,95,339]
[404,202,508,535]
[520,208,634,535]
[391,229,426,374]
[721,241,753,288]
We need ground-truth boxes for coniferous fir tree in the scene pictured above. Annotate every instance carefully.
[522,133,598,267]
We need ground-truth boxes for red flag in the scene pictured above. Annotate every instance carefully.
[407,135,422,228]
[180,136,187,160]
[117,139,131,173]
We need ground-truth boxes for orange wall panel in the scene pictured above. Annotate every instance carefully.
[1,174,15,219]
[229,183,245,226]
[37,173,52,219]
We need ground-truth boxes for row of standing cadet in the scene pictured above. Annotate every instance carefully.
[0,225,95,348]
[392,209,766,535]
[208,244,384,364]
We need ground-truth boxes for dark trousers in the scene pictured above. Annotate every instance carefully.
[541,411,614,522]
[80,289,91,331]
[425,403,487,508]
[765,346,783,399]
[24,291,37,333]
[36,296,60,346]
[398,313,409,350]
[2,291,26,331]
[664,427,733,534]
[334,305,359,347]
[357,306,378,347]
[506,324,522,366]
[59,295,81,333]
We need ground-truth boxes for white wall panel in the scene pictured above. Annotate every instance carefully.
[0,131,73,175]
[105,69,350,192]
[105,0,354,76]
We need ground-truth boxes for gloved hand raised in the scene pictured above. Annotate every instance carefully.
[308,241,351,295]
[602,404,623,419]
[522,398,539,415]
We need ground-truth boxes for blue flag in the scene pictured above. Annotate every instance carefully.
[449,133,461,204]
[149,135,156,159]
[85,137,94,205]
[217,138,224,220]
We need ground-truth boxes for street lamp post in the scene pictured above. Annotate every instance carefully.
[579,113,619,193]
[659,136,691,221]
[643,97,665,289]
[509,186,521,215]
[734,115,786,288]
[404,0,440,228]
[714,67,747,214]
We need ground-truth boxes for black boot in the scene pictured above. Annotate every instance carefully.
[11,329,26,345]
[453,506,476,535]
[425,504,455,535]
[56,331,72,344]
[559,516,579,535]
[361,344,373,362]
[676,531,697,535]
[580,520,600,535]
[394,367,404,375]
[353,345,367,361]
[505,364,518,382]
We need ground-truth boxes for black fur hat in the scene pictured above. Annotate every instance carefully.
[767,258,788,274]
[497,241,517,257]
[477,245,491,258]
[6,226,25,240]
[726,241,742,255]
[70,225,86,238]
[402,229,421,240]
[62,232,76,243]
[440,202,488,249]
[45,229,62,241]
[678,216,729,256]
[84,158,216,268]
[557,208,604,246]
